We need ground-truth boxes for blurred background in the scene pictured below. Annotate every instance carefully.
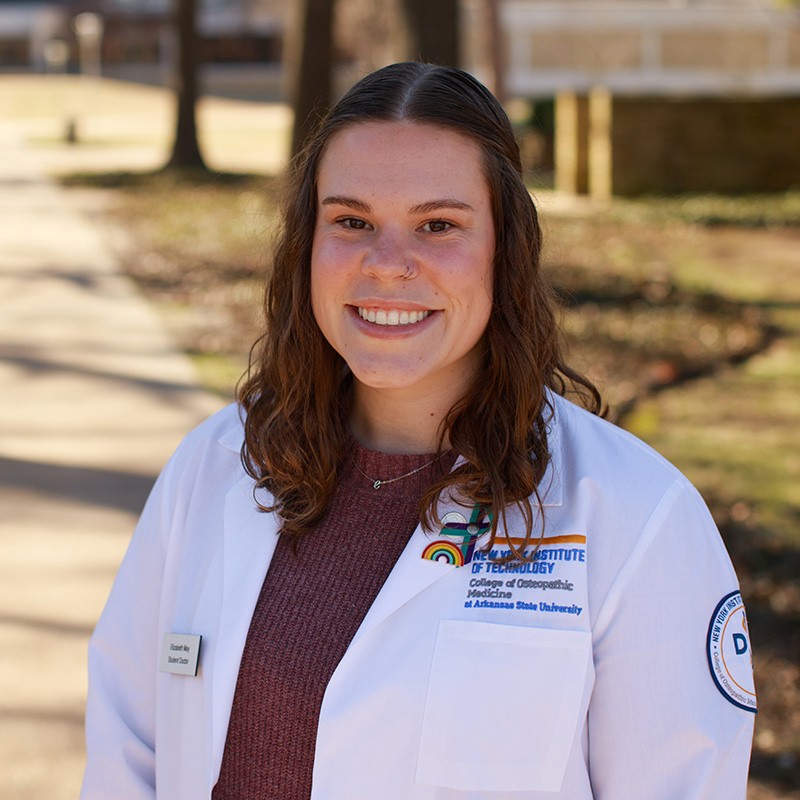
[0,0,798,797]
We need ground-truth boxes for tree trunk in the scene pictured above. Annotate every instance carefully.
[485,0,506,103]
[166,0,207,170]
[401,0,460,66]
[289,0,336,159]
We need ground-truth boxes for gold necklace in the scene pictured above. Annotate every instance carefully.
[353,456,438,490]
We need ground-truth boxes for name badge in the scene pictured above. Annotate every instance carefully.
[159,633,202,676]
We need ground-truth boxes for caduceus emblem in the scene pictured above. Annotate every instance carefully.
[421,505,491,566]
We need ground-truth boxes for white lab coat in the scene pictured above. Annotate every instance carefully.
[81,394,755,799]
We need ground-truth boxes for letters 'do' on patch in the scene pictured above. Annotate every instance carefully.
[706,591,757,713]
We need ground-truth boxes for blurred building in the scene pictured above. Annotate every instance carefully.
[0,0,285,98]
[2,0,798,193]
[499,0,800,195]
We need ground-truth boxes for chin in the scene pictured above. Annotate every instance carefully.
[352,373,421,392]
[349,361,430,392]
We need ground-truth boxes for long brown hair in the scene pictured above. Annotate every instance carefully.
[238,62,603,558]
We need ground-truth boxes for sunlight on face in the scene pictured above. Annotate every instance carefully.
[311,120,495,407]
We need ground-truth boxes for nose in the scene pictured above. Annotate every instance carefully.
[361,230,413,282]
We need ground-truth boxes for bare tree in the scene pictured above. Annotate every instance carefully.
[336,0,408,73]
[288,0,459,157]
[484,0,505,103]
[289,0,336,159]
[400,0,459,66]
[166,0,207,170]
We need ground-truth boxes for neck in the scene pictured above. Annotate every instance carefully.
[350,382,459,454]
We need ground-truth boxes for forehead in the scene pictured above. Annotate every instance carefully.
[316,121,488,198]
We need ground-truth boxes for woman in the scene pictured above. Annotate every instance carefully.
[82,63,755,799]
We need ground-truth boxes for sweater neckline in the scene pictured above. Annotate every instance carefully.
[346,437,455,494]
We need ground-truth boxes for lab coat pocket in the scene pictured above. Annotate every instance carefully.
[416,620,592,793]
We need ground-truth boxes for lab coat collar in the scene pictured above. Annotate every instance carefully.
[212,472,279,776]
[539,396,564,508]
[218,404,246,452]
[214,396,565,652]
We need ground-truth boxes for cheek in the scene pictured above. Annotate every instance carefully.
[310,257,350,349]
[311,238,352,291]
[310,232,338,291]
[309,259,331,332]
[468,255,494,314]
[472,270,494,338]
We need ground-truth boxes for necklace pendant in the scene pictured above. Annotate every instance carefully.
[373,480,382,490]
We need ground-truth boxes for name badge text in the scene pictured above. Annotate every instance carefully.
[159,633,202,676]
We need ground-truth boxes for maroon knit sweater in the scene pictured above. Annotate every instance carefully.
[211,442,456,800]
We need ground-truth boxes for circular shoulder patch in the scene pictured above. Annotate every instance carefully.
[706,590,757,713]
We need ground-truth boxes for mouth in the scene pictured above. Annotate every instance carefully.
[356,307,432,326]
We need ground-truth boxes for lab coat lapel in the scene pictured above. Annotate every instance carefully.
[210,472,279,776]
[349,509,460,648]
[348,419,565,647]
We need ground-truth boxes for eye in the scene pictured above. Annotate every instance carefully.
[421,219,453,233]
[336,217,370,230]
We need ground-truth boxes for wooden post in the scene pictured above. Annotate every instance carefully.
[555,91,590,195]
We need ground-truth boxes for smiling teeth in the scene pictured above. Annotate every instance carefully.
[358,308,430,326]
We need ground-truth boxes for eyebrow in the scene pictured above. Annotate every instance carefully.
[410,199,475,214]
[320,195,372,213]
[320,196,475,215]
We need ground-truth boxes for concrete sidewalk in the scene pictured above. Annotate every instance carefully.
[0,124,222,799]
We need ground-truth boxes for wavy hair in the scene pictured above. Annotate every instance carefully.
[238,62,603,558]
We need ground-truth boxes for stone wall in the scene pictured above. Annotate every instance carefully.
[510,2,800,195]
[556,91,800,196]
[609,96,800,195]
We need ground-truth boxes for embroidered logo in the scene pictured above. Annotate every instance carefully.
[706,590,757,713]
[421,507,491,567]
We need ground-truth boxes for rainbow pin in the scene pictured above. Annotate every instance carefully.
[421,505,491,567]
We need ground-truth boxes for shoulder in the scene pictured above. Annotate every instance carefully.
[548,392,688,496]
[158,402,246,486]
[545,392,718,563]
[544,398,741,649]
[174,401,244,453]
[135,403,254,549]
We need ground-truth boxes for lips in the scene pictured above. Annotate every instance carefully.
[357,307,431,326]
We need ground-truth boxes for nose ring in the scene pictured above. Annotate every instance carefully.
[402,265,414,281]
